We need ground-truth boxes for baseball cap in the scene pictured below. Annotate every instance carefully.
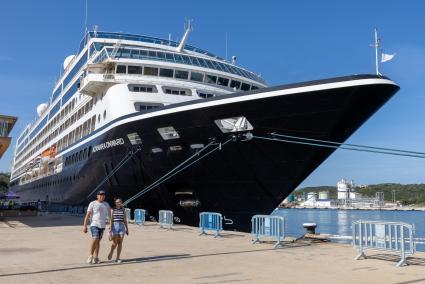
[97,190,106,195]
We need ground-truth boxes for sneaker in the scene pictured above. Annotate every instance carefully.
[115,259,122,264]
[94,257,100,264]
[86,255,93,264]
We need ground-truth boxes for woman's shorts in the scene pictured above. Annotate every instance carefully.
[112,222,126,237]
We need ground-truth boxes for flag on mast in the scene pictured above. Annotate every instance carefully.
[381,52,396,63]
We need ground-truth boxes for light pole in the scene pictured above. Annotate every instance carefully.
[392,190,396,206]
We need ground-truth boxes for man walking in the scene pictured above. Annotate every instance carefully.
[83,190,110,264]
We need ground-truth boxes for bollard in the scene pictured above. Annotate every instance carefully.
[303,223,317,235]
[199,212,223,238]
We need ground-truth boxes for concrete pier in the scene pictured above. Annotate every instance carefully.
[0,215,424,283]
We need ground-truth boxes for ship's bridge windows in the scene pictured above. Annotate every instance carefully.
[128,84,157,93]
[205,74,217,84]
[241,82,251,91]
[128,65,143,75]
[159,68,174,78]
[230,80,241,90]
[174,70,189,80]
[190,72,204,82]
[217,77,229,87]
[116,65,127,74]
[134,102,164,111]
[162,87,191,96]
[251,85,259,90]
[144,66,159,76]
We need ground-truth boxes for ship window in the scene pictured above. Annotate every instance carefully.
[157,126,180,140]
[175,70,189,79]
[128,65,143,74]
[241,83,251,91]
[205,74,217,84]
[165,53,174,61]
[251,85,259,90]
[159,68,174,78]
[198,92,215,99]
[230,80,241,90]
[116,65,127,74]
[129,84,157,93]
[190,72,204,82]
[217,77,229,87]
[162,87,191,96]
[134,103,163,111]
[103,110,106,120]
[144,66,158,76]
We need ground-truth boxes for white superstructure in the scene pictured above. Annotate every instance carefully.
[10,24,267,185]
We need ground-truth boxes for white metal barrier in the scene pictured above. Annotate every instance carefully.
[134,209,146,225]
[159,210,173,229]
[352,220,415,267]
[251,215,285,248]
[199,212,223,237]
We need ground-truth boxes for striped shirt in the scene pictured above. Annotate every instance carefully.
[112,207,125,223]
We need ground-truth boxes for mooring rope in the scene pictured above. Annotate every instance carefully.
[253,133,425,159]
[123,138,233,206]
[87,146,141,198]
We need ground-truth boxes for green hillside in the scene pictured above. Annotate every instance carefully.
[295,184,425,205]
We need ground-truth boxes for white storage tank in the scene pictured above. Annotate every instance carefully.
[319,191,329,200]
[307,192,317,202]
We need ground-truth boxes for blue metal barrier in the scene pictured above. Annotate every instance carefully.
[352,220,416,267]
[199,212,223,237]
[159,210,173,229]
[251,215,285,248]
[134,209,146,225]
[125,208,133,223]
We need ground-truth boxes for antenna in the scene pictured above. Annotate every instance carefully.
[176,19,193,52]
[371,27,381,75]
[225,32,228,61]
[84,0,88,35]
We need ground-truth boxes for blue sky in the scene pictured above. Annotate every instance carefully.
[1,1,425,187]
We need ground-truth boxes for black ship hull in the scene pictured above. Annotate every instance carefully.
[11,75,399,231]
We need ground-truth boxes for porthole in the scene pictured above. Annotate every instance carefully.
[103,110,106,120]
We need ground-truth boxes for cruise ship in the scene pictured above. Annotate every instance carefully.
[9,24,399,230]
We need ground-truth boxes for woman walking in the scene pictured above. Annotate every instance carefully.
[108,197,129,263]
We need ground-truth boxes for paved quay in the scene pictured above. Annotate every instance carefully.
[0,215,425,284]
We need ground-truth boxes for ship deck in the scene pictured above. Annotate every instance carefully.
[0,215,424,283]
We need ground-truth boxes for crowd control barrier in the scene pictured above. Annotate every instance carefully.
[125,208,134,223]
[251,215,285,248]
[352,220,415,267]
[199,212,223,237]
[134,209,146,225]
[159,210,173,229]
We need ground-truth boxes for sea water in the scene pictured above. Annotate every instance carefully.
[274,208,425,251]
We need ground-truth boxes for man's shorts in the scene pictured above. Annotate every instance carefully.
[90,226,105,239]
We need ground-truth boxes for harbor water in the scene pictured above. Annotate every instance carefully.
[274,208,425,251]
